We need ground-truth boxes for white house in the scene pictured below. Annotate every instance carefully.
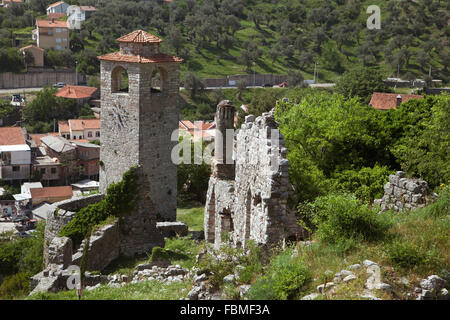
[46,1,70,15]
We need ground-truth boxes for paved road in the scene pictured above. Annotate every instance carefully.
[0,87,44,95]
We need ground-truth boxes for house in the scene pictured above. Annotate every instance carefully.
[46,1,70,15]
[34,19,69,51]
[47,12,66,20]
[58,119,100,141]
[0,127,31,183]
[55,85,99,106]
[369,92,424,110]
[29,186,72,207]
[19,45,44,68]
[32,156,61,186]
[1,0,23,8]
[66,5,96,29]
[179,120,216,142]
[72,141,100,180]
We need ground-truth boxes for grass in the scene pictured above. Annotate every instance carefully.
[176,206,204,231]
[28,280,192,300]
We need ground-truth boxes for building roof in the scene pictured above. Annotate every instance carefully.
[71,141,100,148]
[0,127,26,146]
[40,136,75,153]
[58,121,70,133]
[19,44,44,52]
[32,156,60,166]
[71,179,99,189]
[30,133,59,147]
[98,52,183,64]
[117,30,162,44]
[32,202,54,220]
[79,6,96,11]
[47,1,66,9]
[69,119,100,131]
[36,19,68,28]
[55,85,98,99]
[21,182,43,194]
[179,120,195,130]
[30,186,72,199]
[3,0,24,3]
[47,12,66,20]
[369,92,424,110]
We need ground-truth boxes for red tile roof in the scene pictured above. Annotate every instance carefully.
[55,85,98,99]
[69,119,100,131]
[0,127,26,146]
[30,133,59,147]
[19,44,44,52]
[98,52,183,64]
[369,92,424,110]
[30,186,72,199]
[117,30,163,44]
[47,1,65,8]
[47,13,66,20]
[36,19,68,28]
[58,121,69,133]
[179,120,195,130]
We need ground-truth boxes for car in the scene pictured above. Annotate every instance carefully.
[263,83,273,87]
[279,81,287,87]
[53,82,65,88]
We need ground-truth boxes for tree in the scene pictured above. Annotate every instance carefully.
[183,72,205,99]
[236,79,247,100]
[166,26,185,55]
[286,70,305,88]
[335,66,391,104]
[238,41,262,71]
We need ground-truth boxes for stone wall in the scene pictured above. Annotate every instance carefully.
[374,171,432,212]
[204,102,301,250]
[43,194,105,268]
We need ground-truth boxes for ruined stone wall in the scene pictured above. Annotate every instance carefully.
[204,106,301,250]
[375,171,432,212]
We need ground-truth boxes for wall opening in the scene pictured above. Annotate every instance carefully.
[151,67,167,95]
[219,208,233,243]
[111,66,129,93]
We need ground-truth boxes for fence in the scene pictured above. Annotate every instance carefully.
[202,74,288,88]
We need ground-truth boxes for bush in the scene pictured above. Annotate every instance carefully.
[426,184,450,218]
[0,272,31,299]
[59,168,139,247]
[309,193,391,244]
[330,165,393,203]
[248,249,312,300]
[385,241,428,269]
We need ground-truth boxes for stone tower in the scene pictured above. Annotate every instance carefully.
[98,30,183,222]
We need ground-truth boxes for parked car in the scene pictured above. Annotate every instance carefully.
[279,81,287,87]
[53,82,65,88]
[11,94,25,107]
[263,83,273,87]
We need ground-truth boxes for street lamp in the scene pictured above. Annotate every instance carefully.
[75,60,78,85]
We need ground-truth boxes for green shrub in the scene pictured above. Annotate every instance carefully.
[238,240,264,284]
[0,272,31,299]
[385,241,428,269]
[310,193,392,245]
[59,167,139,247]
[248,249,312,300]
[425,184,450,218]
[150,247,170,262]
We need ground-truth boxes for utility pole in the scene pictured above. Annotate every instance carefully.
[428,65,431,78]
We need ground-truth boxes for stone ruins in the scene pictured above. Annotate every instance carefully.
[375,171,433,212]
[204,101,300,250]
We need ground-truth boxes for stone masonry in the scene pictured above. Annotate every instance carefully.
[374,171,433,212]
[204,101,301,250]
[98,30,183,222]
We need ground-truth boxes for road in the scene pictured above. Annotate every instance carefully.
[0,87,44,96]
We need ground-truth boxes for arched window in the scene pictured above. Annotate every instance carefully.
[111,66,129,93]
[151,67,167,95]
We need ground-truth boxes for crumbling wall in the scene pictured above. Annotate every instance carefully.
[375,171,432,211]
[204,104,301,250]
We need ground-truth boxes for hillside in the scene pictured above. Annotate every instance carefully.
[0,0,449,83]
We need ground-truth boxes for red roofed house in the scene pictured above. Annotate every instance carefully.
[179,120,216,142]
[369,92,424,110]
[29,186,72,207]
[55,85,99,105]
[58,119,100,141]
[2,0,24,8]
[34,18,69,50]
[19,45,44,68]
[46,1,69,14]
[0,127,31,182]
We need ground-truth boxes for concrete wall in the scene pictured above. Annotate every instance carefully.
[0,69,83,89]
